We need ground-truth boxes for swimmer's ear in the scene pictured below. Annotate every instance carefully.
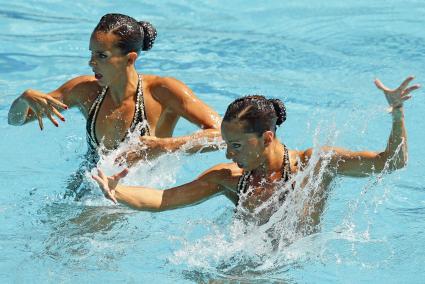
[127,52,138,66]
[262,131,275,146]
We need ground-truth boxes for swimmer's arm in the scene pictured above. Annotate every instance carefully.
[114,180,222,211]
[8,76,95,129]
[329,107,407,176]
[149,77,222,153]
[301,77,419,177]
[301,107,407,177]
[114,168,228,211]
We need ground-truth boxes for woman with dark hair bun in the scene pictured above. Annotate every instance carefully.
[93,77,418,226]
[8,13,221,163]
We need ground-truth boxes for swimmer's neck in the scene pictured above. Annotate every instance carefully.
[108,67,139,106]
[253,140,286,178]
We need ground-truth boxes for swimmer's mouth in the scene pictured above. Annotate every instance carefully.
[94,72,103,80]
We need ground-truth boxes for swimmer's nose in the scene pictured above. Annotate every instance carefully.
[88,56,96,67]
[225,148,235,159]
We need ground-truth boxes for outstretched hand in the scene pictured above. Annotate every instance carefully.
[374,76,420,112]
[92,168,129,204]
[22,90,68,130]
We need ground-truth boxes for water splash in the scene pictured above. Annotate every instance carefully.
[169,117,403,278]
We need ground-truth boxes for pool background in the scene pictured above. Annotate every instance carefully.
[1,0,425,283]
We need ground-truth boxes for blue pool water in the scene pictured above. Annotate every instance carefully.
[1,1,425,283]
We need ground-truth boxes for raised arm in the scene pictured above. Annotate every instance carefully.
[8,76,95,130]
[303,76,419,177]
[92,164,236,211]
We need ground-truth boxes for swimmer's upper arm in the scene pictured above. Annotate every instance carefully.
[150,77,221,129]
[49,75,98,108]
[301,146,385,177]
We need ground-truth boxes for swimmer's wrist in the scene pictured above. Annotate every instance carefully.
[390,105,404,120]
[17,94,30,106]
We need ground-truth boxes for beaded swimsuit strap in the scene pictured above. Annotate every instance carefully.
[86,74,151,149]
[87,86,108,149]
[130,74,150,136]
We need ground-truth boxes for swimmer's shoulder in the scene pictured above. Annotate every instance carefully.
[57,75,101,96]
[55,75,102,107]
[142,74,183,88]
[197,163,243,189]
[142,74,194,100]
[290,147,334,171]
[288,149,311,171]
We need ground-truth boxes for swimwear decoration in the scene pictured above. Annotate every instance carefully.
[86,74,150,150]
[237,145,292,204]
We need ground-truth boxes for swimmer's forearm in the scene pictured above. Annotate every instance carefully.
[383,107,407,169]
[8,94,31,125]
[155,129,222,153]
[114,185,164,211]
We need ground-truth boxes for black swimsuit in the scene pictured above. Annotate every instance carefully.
[64,75,151,200]
[85,74,150,153]
[236,146,293,205]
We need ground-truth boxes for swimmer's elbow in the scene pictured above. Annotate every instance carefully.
[379,151,408,173]
[389,156,408,172]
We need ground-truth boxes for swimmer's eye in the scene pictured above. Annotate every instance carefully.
[91,52,108,59]
[231,143,241,149]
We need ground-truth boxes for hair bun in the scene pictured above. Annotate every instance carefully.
[138,21,157,51]
[269,98,286,126]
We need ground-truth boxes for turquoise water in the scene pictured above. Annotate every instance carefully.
[1,1,425,283]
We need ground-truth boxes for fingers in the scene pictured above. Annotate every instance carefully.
[36,112,44,130]
[50,106,66,122]
[374,78,390,92]
[31,103,65,129]
[97,169,106,179]
[92,170,117,204]
[397,76,415,92]
[46,109,59,127]
[115,168,129,179]
[92,174,103,184]
[46,96,68,110]
[103,189,117,204]
[401,95,412,101]
[402,84,420,96]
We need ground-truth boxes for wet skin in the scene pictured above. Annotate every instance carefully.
[92,76,419,230]
[9,31,221,154]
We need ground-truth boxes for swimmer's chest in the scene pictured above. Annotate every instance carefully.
[94,98,138,148]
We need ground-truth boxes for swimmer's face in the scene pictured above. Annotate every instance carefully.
[88,32,135,86]
[221,120,268,171]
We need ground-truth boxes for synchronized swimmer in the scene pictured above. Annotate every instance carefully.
[8,13,222,198]
[93,77,419,226]
[8,13,221,163]
[6,13,420,228]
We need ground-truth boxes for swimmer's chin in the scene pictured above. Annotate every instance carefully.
[94,77,107,87]
[236,162,245,169]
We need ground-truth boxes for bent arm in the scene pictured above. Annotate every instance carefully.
[302,76,418,177]
[8,76,95,127]
[150,77,222,153]
[306,101,408,177]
